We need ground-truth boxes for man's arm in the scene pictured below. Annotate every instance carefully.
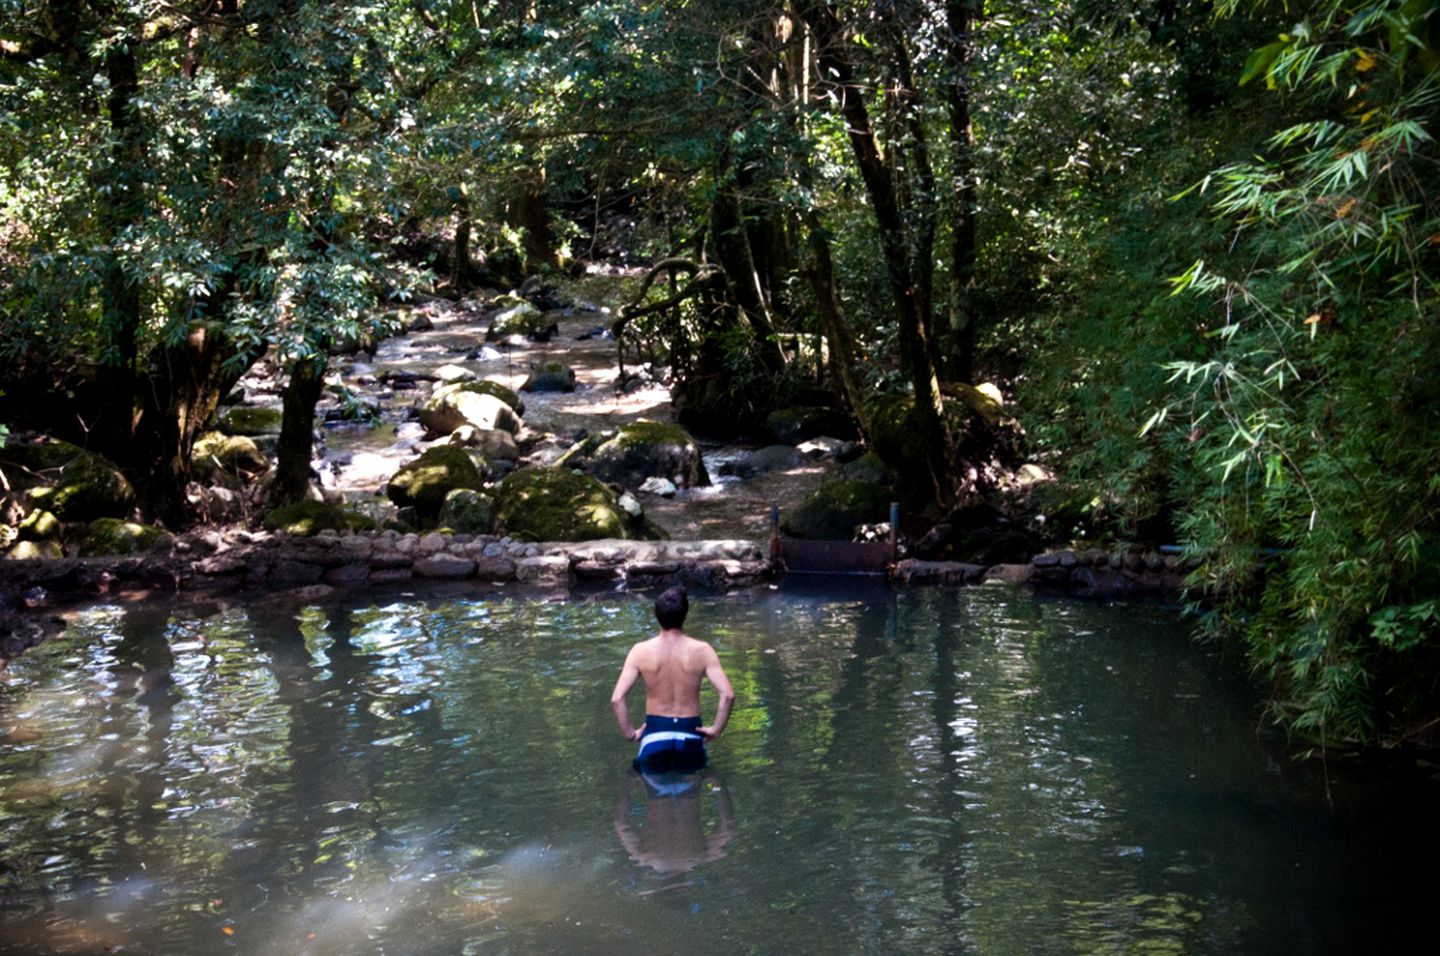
[610,646,645,741]
[697,647,735,740]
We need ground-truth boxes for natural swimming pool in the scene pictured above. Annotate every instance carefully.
[0,582,1431,954]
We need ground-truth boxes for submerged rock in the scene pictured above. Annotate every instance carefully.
[720,444,806,480]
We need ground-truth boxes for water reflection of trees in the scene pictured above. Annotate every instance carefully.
[0,588,1362,952]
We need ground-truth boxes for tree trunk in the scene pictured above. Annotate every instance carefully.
[270,354,326,508]
[133,326,263,526]
[511,168,554,272]
[710,183,785,370]
[944,0,979,382]
[453,181,473,286]
[803,214,869,439]
[884,28,940,372]
[95,42,144,460]
[796,0,956,502]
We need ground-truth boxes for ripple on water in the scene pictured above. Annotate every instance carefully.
[0,588,1432,955]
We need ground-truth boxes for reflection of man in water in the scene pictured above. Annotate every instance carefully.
[614,773,736,876]
[610,586,735,772]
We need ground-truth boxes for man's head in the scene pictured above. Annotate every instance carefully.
[654,586,689,630]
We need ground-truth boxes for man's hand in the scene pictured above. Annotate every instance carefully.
[697,724,720,740]
[629,724,646,742]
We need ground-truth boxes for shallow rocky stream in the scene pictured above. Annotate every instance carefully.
[258,287,840,543]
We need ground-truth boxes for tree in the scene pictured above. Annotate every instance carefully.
[1154,0,1440,744]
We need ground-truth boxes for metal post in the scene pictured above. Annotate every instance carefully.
[770,502,781,566]
[888,501,900,565]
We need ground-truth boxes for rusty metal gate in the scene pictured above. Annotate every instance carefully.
[770,502,899,576]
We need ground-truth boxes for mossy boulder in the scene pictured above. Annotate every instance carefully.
[17,509,60,541]
[832,452,896,488]
[419,383,522,438]
[492,467,659,542]
[438,488,494,534]
[3,540,63,560]
[386,444,487,517]
[583,420,709,489]
[485,301,557,342]
[449,424,520,460]
[191,431,270,482]
[763,405,856,445]
[949,382,1006,424]
[521,361,577,393]
[865,385,1007,477]
[76,517,170,556]
[0,437,135,521]
[217,405,284,437]
[781,480,892,540]
[261,500,374,536]
[864,395,956,479]
[460,379,525,417]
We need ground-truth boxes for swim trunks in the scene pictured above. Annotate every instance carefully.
[633,714,707,772]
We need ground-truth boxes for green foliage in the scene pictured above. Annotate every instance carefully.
[1149,0,1440,744]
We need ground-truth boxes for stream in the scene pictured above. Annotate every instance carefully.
[274,288,833,542]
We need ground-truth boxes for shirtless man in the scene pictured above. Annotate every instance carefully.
[611,587,735,772]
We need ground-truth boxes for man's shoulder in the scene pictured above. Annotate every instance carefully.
[682,634,717,657]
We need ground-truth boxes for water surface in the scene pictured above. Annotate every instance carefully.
[0,583,1430,954]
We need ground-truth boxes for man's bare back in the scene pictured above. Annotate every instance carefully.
[611,588,735,749]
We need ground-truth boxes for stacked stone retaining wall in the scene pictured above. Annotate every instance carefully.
[2,534,1189,662]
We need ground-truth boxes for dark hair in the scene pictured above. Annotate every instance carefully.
[654,586,689,629]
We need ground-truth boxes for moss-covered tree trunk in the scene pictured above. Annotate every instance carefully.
[510,167,554,272]
[709,181,785,371]
[132,326,261,526]
[270,354,326,508]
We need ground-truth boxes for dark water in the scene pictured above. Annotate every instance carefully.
[0,582,1431,954]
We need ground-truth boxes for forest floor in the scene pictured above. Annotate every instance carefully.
[290,282,834,543]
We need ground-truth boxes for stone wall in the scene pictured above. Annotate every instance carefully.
[2,535,1189,664]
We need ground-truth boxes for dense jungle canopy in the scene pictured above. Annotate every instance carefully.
[2,0,1438,749]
